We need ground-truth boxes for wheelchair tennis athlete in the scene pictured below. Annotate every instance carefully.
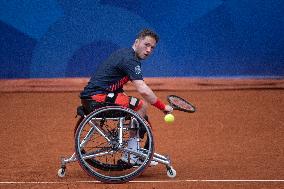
[80,29,173,166]
[58,29,184,183]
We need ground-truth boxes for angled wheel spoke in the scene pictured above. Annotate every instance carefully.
[75,106,154,183]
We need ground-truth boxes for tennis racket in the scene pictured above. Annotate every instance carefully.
[167,95,196,113]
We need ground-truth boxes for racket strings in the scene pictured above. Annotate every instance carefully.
[169,97,193,110]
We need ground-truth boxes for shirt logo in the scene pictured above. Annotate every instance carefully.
[135,65,141,75]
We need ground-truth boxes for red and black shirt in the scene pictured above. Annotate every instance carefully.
[80,48,143,98]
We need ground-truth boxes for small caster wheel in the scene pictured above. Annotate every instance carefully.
[58,168,66,178]
[166,166,176,178]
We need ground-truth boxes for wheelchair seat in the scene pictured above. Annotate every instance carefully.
[81,99,113,114]
[77,98,127,118]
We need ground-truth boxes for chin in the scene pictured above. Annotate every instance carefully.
[138,56,146,60]
[142,55,149,59]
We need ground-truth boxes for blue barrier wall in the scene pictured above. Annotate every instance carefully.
[1,0,283,78]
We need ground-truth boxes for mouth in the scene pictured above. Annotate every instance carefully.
[138,52,149,60]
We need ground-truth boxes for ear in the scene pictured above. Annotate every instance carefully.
[134,39,140,45]
[133,39,139,48]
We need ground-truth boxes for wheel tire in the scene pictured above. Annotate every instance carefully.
[74,115,134,171]
[167,167,176,178]
[75,106,154,183]
[57,168,66,178]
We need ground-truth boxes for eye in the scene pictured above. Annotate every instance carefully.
[145,43,151,47]
[145,43,155,50]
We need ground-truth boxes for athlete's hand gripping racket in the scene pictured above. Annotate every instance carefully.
[167,95,196,113]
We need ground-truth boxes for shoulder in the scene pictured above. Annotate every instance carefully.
[115,48,139,66]
[111,48,132,56]
[114,48,138,61]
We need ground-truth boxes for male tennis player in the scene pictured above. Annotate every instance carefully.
[80,29,173,165]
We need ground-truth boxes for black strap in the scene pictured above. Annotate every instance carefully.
[105,93,118,103]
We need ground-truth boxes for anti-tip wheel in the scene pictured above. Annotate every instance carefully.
[166,167,176,178]
[57,168,66,178]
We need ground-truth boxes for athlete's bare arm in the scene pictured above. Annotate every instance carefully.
[132,80,157,103]
[132,80,173,112]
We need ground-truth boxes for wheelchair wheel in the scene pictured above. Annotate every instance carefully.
[74,114,150,172]
[74,106,154,183]
[74,117,114,171]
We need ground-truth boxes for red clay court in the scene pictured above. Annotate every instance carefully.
[0,78,283,189]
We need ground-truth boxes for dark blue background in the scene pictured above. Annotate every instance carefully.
[1,0,283,78]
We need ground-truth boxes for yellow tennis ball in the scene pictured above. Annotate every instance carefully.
[164,114,175,123]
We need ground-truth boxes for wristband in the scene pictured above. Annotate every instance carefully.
[151,99,166,111]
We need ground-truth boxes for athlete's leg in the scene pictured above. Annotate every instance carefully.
[109,93,157,165]
[136,101,147,118]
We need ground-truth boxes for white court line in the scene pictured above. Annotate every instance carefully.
[0,180,284,184]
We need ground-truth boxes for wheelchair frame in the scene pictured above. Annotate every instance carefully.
[58,105,176,183]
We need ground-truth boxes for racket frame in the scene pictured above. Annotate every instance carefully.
[167,95,196,113]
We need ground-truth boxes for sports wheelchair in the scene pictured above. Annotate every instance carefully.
[58,99,176,183]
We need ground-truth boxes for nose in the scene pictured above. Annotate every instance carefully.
[146,47,152,53]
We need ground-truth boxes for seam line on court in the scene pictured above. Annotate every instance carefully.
[0,180,284,184]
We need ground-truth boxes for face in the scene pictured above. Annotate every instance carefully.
[133,36,157,60]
